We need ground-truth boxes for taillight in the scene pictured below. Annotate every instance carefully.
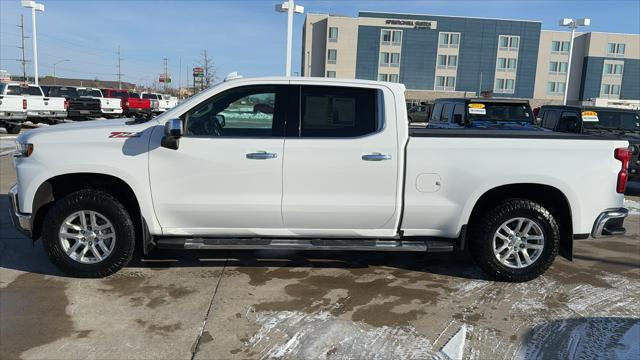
[64,99,69,110]
[614,147,631,193]
[22,99,27,110]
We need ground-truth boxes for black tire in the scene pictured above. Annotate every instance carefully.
[42,189,136,278]
[4,123,22,134]
[469,199,559,282]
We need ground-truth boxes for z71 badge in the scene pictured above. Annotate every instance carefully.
[109,131,142,138]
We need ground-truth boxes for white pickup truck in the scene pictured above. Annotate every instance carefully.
[0,83,27,133]
[9,77,631,281]
[3,83,67,122]
[77,87,123,118]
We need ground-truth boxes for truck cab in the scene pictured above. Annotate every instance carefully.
[102,89,153,118]
[0,82,28,133]
[428,98,541,130]
[42,86,102,119]
[77,87,123,118]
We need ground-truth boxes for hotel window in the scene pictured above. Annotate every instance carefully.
[379,52,400,67]
[435,76,456,91]
[328,27,338,42]
[607,43,626,56]
[439,32,460,48]
[326,71,336,78]
[437,55,458,69]
[547,81,566,95]
[389,74,399,83]
[600,84,621,97]
[378,73,388,81]
[549,61,568,74]
[551,40,570,53]
[381,29,402,46]
[498,35,520,51]
[327,49,337,64]
[603,63,624,76]
[497,58,517,72]
[494,78,515,94]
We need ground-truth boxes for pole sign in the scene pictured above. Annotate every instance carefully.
[193,67,204,78]
[159,74,172,83]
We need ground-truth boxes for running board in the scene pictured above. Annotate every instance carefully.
[156,237,454,252]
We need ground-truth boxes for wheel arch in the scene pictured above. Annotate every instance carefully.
[31,172,152,253]
[466,183,573,260]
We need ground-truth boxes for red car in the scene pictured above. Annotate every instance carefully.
[102,89,153,118]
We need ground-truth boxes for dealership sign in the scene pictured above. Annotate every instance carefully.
[193,67,204,78]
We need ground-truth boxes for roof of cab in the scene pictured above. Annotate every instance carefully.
[223,76,406,91]
[434,97,530,104]
[541,105,639,113]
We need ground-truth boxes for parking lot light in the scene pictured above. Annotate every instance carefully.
[559,17,590,105]
[21,0,45,86]
[275,0,304,77]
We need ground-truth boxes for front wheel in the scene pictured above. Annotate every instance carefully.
[470,199,559,282]
[42,189,136,278]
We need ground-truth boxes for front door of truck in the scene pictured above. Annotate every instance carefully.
[281,84,400,237]
[149,83,288,236]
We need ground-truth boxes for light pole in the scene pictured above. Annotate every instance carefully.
[21,0,45,86]
[275,0,304,76]
[559,17,590,105]
[53,59,69,85]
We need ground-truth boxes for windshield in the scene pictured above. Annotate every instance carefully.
[109,91,129,99]
[142,93,158,99]
[467,102,533,123]
[7,85,42,96]
[52,87,78,98]
[78,89,102,97]
[583,110,640,132]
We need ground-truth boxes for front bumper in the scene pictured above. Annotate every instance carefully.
[591,208,628,238]
[8,184,32,238]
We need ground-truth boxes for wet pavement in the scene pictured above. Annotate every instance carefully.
[1,153,639,359]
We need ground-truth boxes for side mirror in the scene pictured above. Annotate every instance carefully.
[161,119,183,150]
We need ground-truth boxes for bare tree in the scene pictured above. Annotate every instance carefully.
[197,49,217,90]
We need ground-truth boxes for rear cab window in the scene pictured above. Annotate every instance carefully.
[582,110,640,132]
[7,85,43,96]
[467,102,533,123]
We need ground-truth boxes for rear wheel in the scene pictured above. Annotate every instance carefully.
[4,123,21,134]
[470,199,559,282]
[42,189,136,278]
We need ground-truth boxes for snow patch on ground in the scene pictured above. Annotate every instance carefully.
[624,199,640,215]
[247,311,447,360]
[441,325,467,360]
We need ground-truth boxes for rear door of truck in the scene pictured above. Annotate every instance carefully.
[281,82,400,236]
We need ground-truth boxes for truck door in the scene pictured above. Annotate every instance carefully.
[149,84,288,235]
[281,84,400,237]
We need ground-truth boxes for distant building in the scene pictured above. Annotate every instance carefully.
[302,11,640,106]
[6,75,137,90]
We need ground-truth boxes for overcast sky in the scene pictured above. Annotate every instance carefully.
[1,0,638,87]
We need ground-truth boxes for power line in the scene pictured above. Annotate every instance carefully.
[117,46,123,90]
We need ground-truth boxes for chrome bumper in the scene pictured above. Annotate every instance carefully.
[591,208,628,238]
[8,184,32,238]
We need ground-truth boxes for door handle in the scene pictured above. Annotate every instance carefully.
[246,151,278,160]
[362,153,392,161]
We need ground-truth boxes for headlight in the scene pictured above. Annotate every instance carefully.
[14,141,33,158]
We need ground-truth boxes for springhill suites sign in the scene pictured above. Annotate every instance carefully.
[384,19,437,29]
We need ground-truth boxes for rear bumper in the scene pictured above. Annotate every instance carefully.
[67,109,102,118]
[0,111,27,121]
[27,111,67,118]
[591,208,628,238]
[8,184,32,238]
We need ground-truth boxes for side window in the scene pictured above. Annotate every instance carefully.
[441,103,453,123]
[430,103,443,122]
[185,85,283,137]
[558,111,580,133]
[453,104,465,124]
[300,86,378,138]
[541,109,560,130]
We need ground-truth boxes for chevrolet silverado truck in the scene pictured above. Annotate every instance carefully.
[0,82,27,134]
[42,86,102,120]
[140,92,168,114]
[102,89,153,118]
[537,105,640,195]
[77,87,123,118]
[9,77,631,281]
[4,83,66,123]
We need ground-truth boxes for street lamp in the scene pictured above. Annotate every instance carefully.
[21,0,45,86]
[559,17,590,105]
[275,0,304,76]
[53,59,70,85]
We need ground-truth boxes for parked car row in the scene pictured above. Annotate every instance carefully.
[0,82,178,133]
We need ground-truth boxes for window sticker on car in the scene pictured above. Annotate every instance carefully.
[582,111,599,122]
[468,103,486,115]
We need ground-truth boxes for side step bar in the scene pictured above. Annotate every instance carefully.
[156,237,454,253]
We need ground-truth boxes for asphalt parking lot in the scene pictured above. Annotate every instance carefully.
[0,130,639,359]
